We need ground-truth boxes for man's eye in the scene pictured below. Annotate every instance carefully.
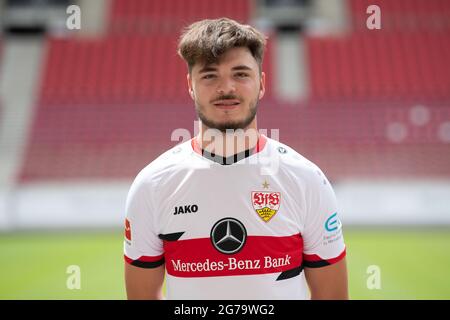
[236,73,249,78]
[202,74,216,79]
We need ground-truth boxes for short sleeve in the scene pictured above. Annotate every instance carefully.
[123,174,164,268]
[302,168,346,268]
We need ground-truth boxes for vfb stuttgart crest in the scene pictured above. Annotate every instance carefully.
[252,192,281,222]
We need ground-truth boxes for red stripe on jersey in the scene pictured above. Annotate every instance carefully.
[124,255,133,264]
[303,248,346,265]
[191,137,202,155]
[164,234,303,278]
[138,254,165,262]
[124,254,164,263]
[253,134,267,154]
[191,134,267,156]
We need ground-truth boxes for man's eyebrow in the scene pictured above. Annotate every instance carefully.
[232,65,253,71]
[198,65,254,74]
[198,66,218,74]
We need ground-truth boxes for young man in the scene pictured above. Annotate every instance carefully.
[124,18,348,300]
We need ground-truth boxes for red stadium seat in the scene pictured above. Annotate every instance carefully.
[109,0,252,34]
[349,0,450,32]
[307,32,450,101]
[257,101,450,180]
[20,99,450,181]
[40,35,191,104]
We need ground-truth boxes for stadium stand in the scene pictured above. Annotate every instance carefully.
[40,35,190,104]
[0,39,2,129]
[257,101,450,180]
[109,0,252,34]
[349,0,450,32]
[17,0,450,182]
[307,31,450,101]
[298,0,450,179]
[0,38,4,133]
[20,102,196,180]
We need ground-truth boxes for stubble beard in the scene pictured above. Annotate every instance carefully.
[195,95,259,133]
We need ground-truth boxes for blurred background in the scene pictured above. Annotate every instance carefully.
[0,0,449,299]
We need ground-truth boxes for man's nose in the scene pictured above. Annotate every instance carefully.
[216,77,236,95]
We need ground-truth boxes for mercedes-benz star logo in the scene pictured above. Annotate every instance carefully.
[210,217,247,255]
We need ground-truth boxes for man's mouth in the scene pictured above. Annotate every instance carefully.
[213,99,241,108]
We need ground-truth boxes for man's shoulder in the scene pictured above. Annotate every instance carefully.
[265,137,317,169]
[133,139,194,185]
[264,137,329,183]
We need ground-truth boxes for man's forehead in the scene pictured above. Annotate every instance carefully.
[194,47,257,72]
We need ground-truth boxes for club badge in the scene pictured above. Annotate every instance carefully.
[251,191,281,222]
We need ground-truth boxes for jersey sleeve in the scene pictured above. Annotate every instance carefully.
[123,173,164,268]
[302,167,346,268]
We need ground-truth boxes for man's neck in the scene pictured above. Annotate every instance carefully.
[196,124,260,157]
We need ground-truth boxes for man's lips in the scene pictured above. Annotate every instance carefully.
[213,99,241,108]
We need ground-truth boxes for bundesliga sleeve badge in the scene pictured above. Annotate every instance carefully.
[252,191,281,222]
[124,218,132,241]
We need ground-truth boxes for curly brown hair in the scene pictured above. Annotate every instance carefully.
[177,17,267,73]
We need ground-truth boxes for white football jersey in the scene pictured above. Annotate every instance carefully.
[124,135,346,300]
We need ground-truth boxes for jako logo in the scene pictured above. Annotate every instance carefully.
[173,205,198,215]
[325,212,341,232]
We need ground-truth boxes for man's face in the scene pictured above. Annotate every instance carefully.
[188,47,265,132]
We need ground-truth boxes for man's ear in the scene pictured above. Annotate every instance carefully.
[258,71,266,100]
[187,73,194,100]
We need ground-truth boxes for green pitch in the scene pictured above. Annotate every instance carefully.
[0,228,449,299]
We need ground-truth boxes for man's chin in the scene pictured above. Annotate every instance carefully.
[196,104,258,132]
[200,119,253,132]
[209,124,244,133]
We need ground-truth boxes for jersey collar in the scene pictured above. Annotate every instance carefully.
[191,134,267,165]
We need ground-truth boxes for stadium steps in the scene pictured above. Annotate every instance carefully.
[0,38,45,186]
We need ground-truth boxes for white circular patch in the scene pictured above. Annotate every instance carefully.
[438,122,450,143]
[409,105,430,127]
[386,122,408,143]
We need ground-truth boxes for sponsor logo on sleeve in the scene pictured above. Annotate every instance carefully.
[125,218,131,242]
[323,212,343,246]
[325,212,341,232]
